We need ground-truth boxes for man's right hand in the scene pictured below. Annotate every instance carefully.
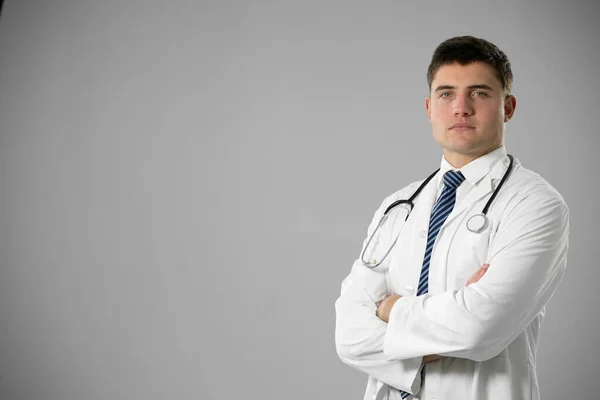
[422,263,491,365]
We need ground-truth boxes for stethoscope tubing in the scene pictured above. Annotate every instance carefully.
[361,154,514,268]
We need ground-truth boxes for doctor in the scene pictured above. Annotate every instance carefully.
[335,36,569,400]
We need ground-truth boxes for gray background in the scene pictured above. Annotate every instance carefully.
[0,1,598,399]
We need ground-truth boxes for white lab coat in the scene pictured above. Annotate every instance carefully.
[335,148,569,400]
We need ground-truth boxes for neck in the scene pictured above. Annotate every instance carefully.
[443,144,503,169]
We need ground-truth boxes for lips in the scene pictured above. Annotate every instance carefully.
[450,123,475,129]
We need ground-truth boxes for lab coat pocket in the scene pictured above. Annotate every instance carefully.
[453,226,491,287]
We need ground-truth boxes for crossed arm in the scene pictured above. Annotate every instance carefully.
[335,193,569,392]
[334,259,491,394]
[375,264,490,364]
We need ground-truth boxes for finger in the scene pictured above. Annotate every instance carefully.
[469,267,485,280]
[473,265,489,282]
[467,265,488,285]
[474,267,486,280]
[477,264,490,278]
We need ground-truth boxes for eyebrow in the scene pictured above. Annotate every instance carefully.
[433,84,496,93]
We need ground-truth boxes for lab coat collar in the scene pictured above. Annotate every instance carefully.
[436,146,508,190]
[437,146,510,228]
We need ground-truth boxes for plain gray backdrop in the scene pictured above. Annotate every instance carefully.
[0,1,598,399]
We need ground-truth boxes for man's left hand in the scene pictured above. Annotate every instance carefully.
[376,294,401,322]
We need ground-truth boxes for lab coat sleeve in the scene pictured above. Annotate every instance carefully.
[335,194,423,394]
[383,191,570,362]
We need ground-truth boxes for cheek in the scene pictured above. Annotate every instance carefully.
[431,109,450,127]
[484,111,505,128]
[482,104,505,122]
[431,102,452,119]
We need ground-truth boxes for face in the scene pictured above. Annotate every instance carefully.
[425,62,516,167]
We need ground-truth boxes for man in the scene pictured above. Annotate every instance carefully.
[334,36,569,400]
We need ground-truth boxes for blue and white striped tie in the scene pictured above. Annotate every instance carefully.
[417,170,465,296]
[400,170,465,399]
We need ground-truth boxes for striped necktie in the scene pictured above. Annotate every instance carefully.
[400,170,465,399]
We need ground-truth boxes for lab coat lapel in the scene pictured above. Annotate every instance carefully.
[413,171,443,225]
[392,172,440,247]
[409,171,442,243]
[442,155,511,227]
[443,174,493,227]
[402,172,441,281]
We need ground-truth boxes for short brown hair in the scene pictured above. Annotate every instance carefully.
[427,36,513,96]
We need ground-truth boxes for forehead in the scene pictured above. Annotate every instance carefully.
[431,62,502,89]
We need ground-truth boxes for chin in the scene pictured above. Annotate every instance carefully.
[440,139,481,155]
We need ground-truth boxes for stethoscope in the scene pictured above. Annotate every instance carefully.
[361,154,514,269]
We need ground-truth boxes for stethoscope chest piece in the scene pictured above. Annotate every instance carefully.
[466,213,488,233]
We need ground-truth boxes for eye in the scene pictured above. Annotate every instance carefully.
[473,91,488,97]
[439,92,451,99]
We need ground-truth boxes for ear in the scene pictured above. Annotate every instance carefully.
[503,95,516,122]
[425,97,432,122]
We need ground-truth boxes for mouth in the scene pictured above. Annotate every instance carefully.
[449,123,475,130]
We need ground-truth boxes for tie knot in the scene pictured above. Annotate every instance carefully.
[443,170,465,189]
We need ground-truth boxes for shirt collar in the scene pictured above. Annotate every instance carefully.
[437,146,508,189]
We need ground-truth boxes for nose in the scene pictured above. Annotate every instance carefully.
[453,94,474,116]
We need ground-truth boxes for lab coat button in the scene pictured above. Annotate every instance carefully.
[419,230,427,238]
[405,285,414,295]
